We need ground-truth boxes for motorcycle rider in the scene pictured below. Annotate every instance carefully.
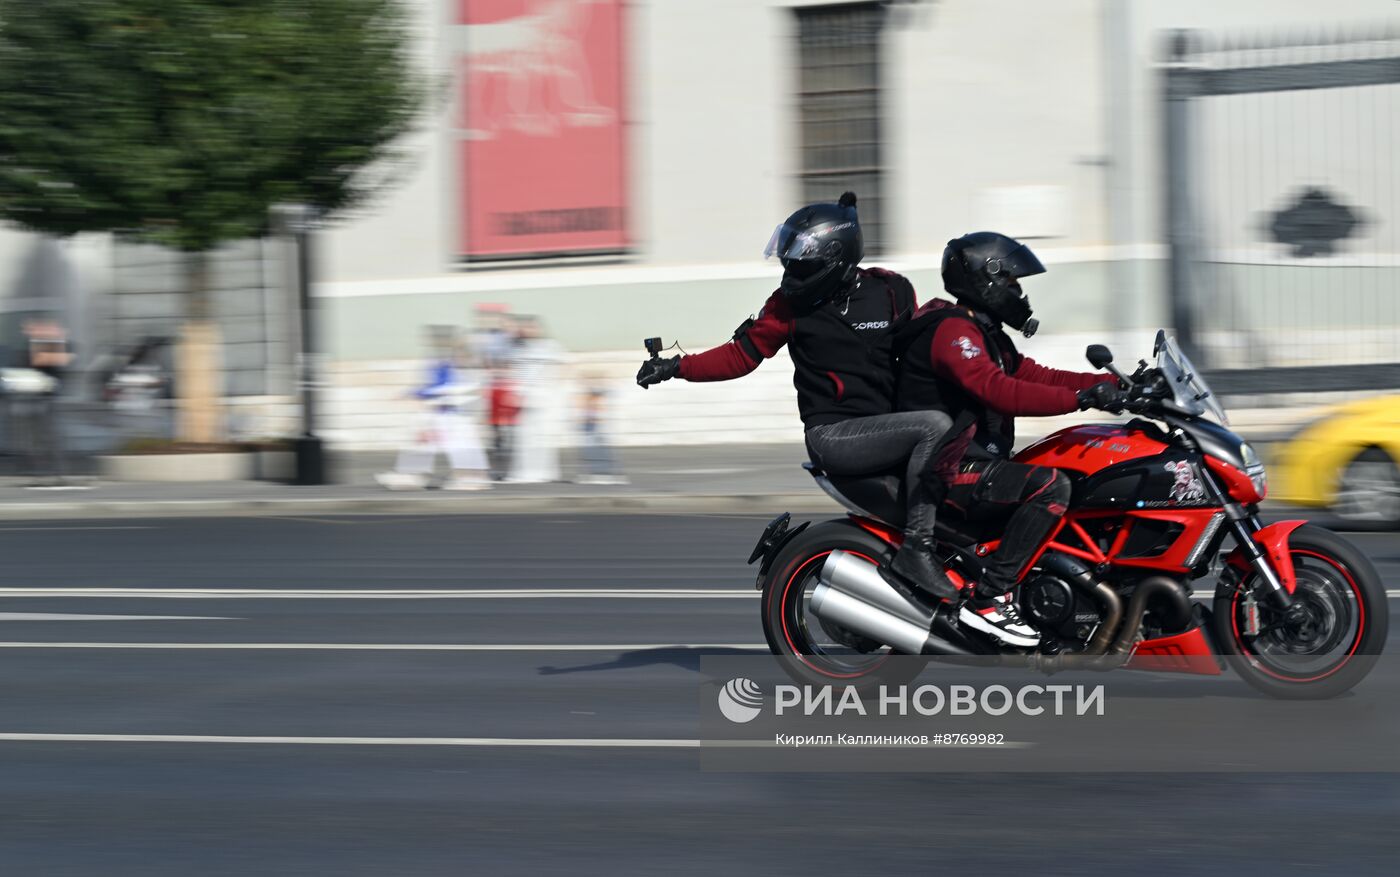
[637,193,959,599]
[894,231,1127,646]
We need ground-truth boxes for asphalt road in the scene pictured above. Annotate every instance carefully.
[1,513,1398,875]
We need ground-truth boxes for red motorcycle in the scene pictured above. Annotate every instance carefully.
[754,332,1388,698]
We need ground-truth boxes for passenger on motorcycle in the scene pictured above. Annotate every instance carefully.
[894,231,1127,646]
[637,193,959,599]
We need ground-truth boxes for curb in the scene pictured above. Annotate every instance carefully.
[0,492,844,521]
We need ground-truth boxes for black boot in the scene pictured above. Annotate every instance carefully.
[881,536,959,601]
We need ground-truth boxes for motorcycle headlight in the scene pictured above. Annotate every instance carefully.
[1241,442,1268,500]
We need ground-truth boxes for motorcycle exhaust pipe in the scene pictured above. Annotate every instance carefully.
[810,583,935,655]
[1038,553,1122,656]
[1038,574,1195,673]
[810,550,983,657]
[1107,575,1194,656]
[821,551,933,627]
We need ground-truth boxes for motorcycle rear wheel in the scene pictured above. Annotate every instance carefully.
[760,519,928,690]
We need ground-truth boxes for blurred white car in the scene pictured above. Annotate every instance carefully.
[0,367,59,396]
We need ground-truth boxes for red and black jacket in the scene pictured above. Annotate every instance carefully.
[678,268,917,429]
[895,299,1109,459]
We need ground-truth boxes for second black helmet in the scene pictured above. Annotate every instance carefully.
[764,192,864,306]
[941,231,1045,336]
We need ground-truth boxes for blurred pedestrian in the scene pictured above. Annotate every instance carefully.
[486,363,519,480]
[7,317,79,488]
[506,315,564,484]
[470,303,515,369]
[376,327,491,491]
[574,380,627,485]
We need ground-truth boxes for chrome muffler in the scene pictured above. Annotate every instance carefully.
[810,550,981,656]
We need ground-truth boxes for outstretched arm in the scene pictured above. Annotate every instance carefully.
[676,340,761,382]
[677,292,793,382]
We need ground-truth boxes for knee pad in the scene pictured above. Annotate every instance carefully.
[1034,470,1072,515]
[1024,467,1069,501]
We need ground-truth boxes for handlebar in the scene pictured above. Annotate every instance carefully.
[1087,343,1218,423]
[1107,366,1195,419]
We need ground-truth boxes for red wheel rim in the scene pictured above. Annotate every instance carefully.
[778,549,893,679]
[1229,549,1366,683]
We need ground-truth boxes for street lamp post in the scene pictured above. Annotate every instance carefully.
[275,203,327,486]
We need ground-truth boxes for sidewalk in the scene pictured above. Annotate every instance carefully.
[0,431,1301,521]
[0,445,831,520]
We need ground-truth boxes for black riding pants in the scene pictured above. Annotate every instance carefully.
[804,411,953,537]
[946,458,1072,597]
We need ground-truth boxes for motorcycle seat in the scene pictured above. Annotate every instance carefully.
[802,462,980,548]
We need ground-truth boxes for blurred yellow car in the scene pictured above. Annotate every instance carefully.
[1272,395,1400,524]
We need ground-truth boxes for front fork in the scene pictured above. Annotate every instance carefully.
[1222,505,1295,612]
[1198,463,1297,615]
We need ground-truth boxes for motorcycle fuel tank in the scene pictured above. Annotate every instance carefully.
[1015,423,1169,475]
[1016,422,1216,510]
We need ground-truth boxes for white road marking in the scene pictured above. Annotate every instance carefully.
[0,733,703,748]
[0,733,1030,749]
[0,588,758,599]
[0,614,233,622]
[0,526,154,531]
[638,468,750,476]
[1193,591,1400,599]
[0,642,767,651]
[1,588,1398,600]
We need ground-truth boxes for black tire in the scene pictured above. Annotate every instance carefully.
[1334,447,1400,529]
[1213,524,1388,699]
[760,518,928,690]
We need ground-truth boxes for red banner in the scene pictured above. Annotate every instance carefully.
[454,0,627,259]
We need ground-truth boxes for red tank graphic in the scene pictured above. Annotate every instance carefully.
[1014,424,1168,475]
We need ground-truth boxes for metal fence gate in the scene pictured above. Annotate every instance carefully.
[1162,26,1400,395]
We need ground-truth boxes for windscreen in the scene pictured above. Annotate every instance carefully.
[1156,332,1229,425]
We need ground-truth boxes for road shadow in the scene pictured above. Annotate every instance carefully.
[538,646,768,676]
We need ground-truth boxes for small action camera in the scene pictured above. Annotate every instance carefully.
[644,337,664,358]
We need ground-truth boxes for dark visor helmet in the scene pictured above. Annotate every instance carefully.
[764,192,863,306]
[941,231,1045,336]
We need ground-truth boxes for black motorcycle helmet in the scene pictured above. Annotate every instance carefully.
[764,192,863,306]
[941,231,1046,336]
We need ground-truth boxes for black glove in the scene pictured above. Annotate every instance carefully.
[636,355,681,389]
[1077,381,1129,413]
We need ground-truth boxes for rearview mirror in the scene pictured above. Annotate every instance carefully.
[1086,345,1114,370]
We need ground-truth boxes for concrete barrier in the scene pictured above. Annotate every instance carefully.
[98,453,250,482]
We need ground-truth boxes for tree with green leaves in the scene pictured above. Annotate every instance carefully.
[0,0,425,441]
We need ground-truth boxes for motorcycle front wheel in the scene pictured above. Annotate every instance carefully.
[760,519,928,690]
[1213,525,1388,699]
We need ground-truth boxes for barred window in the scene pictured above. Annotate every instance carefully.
[794,2,887,255]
